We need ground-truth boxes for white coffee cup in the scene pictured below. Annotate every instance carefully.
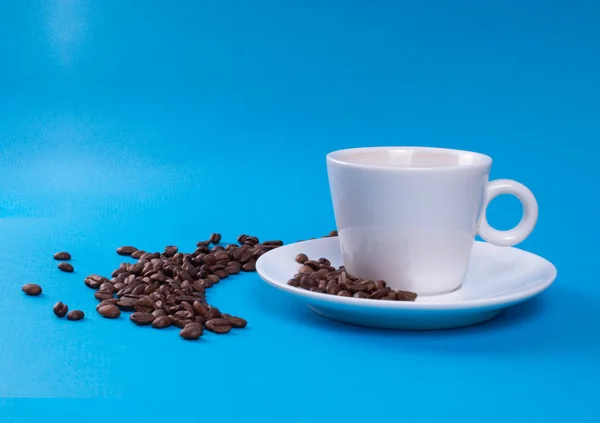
[326,146,538,296]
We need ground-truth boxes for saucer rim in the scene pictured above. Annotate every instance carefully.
[256,237,557,311]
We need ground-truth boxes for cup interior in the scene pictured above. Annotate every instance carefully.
[328,147,491,169]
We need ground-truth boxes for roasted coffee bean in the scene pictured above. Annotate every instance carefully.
[287,279,300,287]
[203,254,217,266]
[370,288,391,299]
[245,236,259,246]
[98,304,121,319]
[193,301,208,317]
[67,310,84,321]
[337,290,352,297]
[214,269,229,279]
[134,299,155,313]
[152,315,172,329]
[205,318,232,334]
[310,287,326,293]
[172,317,192,329]
[317,279,328,290]
[207,274,220,284]
[176,295,198,304]
[209,233,222,245]
[22,283,42,296]
[263,240,284,247]
[152,309,167,318]
[328,230,338,237]
[53,301,68,317]
[214,251,229,261]
[381,294,396,301]
[180,322,204,340]
[237,234,248,244]
[95,291,114,301]
[117,297,136,311]
[353,291,369,299]
[326,282,340,295]
[99,282,116,293]
[130,312,155,326]
[221,314,247,328]
[304,260,320,271]
[174,310,194,320]
[241,261,255,272]
[298,264,314,275]
[395,290,418,301]
[85,274,109,289]
[348,281,375,293]
[53,252,71,260]
[58,262,74,272]
[164,245,178,257]
[295,253,308,264]
[226,265,240,275]
[96,299,119,310]
[117,246,138,256]
[130,250,145,259]
[300,278,316,290]
[206,307,221,320]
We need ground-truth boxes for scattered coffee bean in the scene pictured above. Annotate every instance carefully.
[205,318,232,334]
[98,304,121,319]
[180,322,204,340]
[241,261,256,272]
[209,233,222,245]
[130,312,155,326]
[58,263,74,272]
[95,291,114,301]
[152,315,173,329]
[53,301,68,317]
[53,252,71,260]
[67,310,84,321]
[22,283,42,296]
[116,246,138,256]
[221,314,247,328]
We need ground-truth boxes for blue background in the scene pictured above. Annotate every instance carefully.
[1,0,599,421]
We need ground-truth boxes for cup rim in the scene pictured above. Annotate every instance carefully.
[326,146,493,171]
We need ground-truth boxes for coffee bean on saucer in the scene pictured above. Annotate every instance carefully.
[53,301,68,317]
[295,253,308,264]
[130,312,155,326]
[205,318,232,334]
[116,246,138,256]
[395,290,418,301]
[58,263,74,272]
[98,304,121,319]
[328,230,338,237]
[22,283,42,296]
[53,252,71,260]
[67,310,85,321]
[180,322,204,340]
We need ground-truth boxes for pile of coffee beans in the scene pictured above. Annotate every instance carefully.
[288,253,418,301]
[82,233,283,340]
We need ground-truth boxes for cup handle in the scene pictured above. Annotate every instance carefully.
[478,179,539,247]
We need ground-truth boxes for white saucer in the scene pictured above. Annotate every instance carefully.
[256,237,557,330]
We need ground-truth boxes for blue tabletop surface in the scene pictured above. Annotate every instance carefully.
[1,0,599,421]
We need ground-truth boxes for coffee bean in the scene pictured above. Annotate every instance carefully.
[180,322,204,340]
[67,310,84,321]
[287,279,300,287]
[58,263,74,273]
[193,301,208,317]
[221,314,247,328]
[298,264,314,275]
[337,290,352,297]
[326,282,340,295]
[130,312,155,326]
[206,307,221,320]
[152,315,172,329]
[53,301,68,317]
[98,304,121,319]
[85,274,108,289]
[95,291,114,301]
[53,252,71,260]
[174,310,194,320]
[237,234,248,244]
[131,250,145,259]
[353,292,369,299]
[310,287,326,293]
[209,233,222,245]
[295,253,308,264]
[370,288,391,299]
[395,290,418,301]
[117,246,138,256]
[117,297,136,311]
[328,230,338,237]
[263,240,284,246]
[96,299,119,311]
[134,299,155,313]
[348,281,375,293]
[172,317,192,329]
[22,283,42,296]
[205,318,232,334]
[381,294,396,301]
[164,245,178,257]
[300,278,316,290]
[304,260,320,271]
[152,309,167,318]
